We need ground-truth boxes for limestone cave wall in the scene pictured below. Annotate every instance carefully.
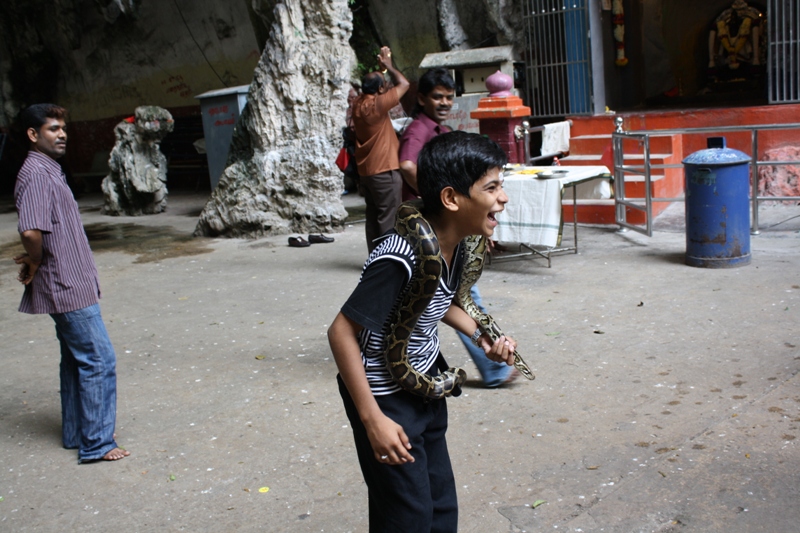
[0,0,519,130]
[0,0,262,126]
[363,0,523,82]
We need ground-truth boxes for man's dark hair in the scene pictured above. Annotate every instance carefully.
[417,68,455,96]
[20,103,67,132]
[417,131,507,214]
[361,72,385,95]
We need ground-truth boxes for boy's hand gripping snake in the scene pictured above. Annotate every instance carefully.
[384,202,534,401]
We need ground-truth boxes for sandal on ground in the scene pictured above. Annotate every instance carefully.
[308,234,334,244]
[288,236,310,248]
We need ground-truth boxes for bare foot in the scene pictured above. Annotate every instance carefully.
[103,447,130,461]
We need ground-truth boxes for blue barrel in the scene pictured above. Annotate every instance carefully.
[683,137,751,268]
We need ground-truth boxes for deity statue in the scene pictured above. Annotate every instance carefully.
[708,0,765,74]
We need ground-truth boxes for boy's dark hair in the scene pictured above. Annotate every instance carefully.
[20,103,67,132]
[361,72,385,95]
[417,68,455,97]
[417,131,507,213]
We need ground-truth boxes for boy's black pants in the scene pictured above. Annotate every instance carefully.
[338,374,458,533]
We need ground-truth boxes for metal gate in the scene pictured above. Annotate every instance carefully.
[768,0,800,103]
[522,0,593,118]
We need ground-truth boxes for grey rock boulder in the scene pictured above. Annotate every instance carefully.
[194,0,354,238]
[101,106,174,216]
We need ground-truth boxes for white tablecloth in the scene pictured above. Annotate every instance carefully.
[494,166,610,247]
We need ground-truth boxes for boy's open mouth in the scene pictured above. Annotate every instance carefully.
[488,211,499,224]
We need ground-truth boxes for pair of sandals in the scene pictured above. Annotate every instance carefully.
[288,234,334,248]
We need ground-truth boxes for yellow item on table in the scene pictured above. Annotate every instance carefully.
[514,168,547,175]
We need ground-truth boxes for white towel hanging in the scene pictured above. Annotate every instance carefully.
[541,121,571,155]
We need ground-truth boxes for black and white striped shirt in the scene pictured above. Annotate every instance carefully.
[341,232,463,396]
[15,151,101,314]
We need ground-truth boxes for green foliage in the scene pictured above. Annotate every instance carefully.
[348,0,382,80]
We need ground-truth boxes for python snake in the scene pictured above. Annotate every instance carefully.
[384,201,534,401]
[455,236,536,382]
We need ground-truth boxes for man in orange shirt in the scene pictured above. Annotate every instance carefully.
[353,46,410,253]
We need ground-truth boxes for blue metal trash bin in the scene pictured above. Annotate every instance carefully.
[683,137,751,268]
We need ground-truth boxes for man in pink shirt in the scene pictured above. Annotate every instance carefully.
[398,68,455,202]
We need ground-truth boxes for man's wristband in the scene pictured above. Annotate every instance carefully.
[470,328,483,346]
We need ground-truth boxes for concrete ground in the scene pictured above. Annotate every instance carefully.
[0,190,798,532]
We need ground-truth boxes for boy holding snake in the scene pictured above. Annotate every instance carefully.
[328,131,520,531]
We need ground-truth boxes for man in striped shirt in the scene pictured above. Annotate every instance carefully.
[328,132,517,531]
[13,103,129,463]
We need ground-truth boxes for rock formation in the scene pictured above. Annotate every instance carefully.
[194,0,354,238]
[437,0,472,50]
[101,106,174,216]
[96,0,142,23]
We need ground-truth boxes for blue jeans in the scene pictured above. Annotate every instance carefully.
[457,286,513,388]
[50,303,119,462]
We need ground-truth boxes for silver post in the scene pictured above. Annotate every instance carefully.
[751,128,760,235]
[522,120,531,164]
[613,125,628,233]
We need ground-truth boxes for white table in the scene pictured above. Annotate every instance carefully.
[492,165,611,267]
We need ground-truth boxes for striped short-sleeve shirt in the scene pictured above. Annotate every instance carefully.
[341,233,464,396]
[14,151,100,314]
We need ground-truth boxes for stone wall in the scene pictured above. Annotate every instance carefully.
[759,146,800,201]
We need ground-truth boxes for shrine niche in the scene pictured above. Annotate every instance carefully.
[707,0,766,84]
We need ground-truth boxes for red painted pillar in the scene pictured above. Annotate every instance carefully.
[470,95,531,164]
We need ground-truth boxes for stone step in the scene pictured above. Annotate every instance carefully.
[555,115,686,224]
[555,159,683,225]
[561,200,617,225]
[561,201,664,226]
